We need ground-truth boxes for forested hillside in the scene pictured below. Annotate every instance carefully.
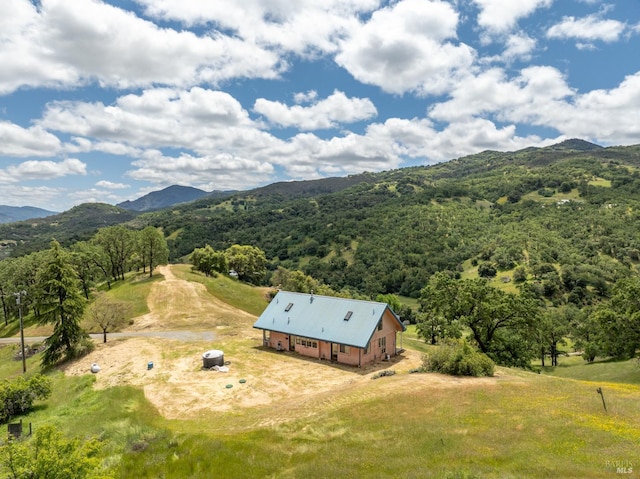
[3,140,640,302]
[132,141,640,300]
[0,204,138,259]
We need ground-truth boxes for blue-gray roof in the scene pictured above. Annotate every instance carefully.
[253,291,404,348]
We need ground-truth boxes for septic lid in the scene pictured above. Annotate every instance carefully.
[203,349,223,359]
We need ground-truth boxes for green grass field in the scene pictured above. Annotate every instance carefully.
[1,267,639,478]
[16,361,638,478]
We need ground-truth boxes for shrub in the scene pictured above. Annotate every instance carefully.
[68,336,96,360]
[423,341,495,377]
[477,263,497,278]
[371,370,396,379]
[0,374,52,423]
[513,266,528,283]
[0,425,108,478]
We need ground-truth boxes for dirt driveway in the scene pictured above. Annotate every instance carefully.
[64,266,495,428]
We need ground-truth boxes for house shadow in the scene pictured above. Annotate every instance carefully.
[253,345,413,376]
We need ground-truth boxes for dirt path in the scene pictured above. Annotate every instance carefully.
[64,265,499,427]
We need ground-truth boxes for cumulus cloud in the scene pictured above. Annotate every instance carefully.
[428,65,640,146]
[336,0,474,95]
[0,121,62,157]
[532,72,640,144]
[0,0,282,95]
[428,67,574,123]
[501,33,537,62]
[135,0,376,56]
[38,87,262,152]
[547,14,627,43]
[473,0,553,35]
[294,90,319,104]
[127,152,274,191]
[96,180,129,189]
[0,185,64,209]
[1,159,86,182]
[253,90,377,130]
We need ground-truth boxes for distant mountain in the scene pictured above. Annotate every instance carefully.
[117,185,214,212]
[0,205,57,224]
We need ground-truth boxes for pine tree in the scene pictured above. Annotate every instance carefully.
[38,240,88,366]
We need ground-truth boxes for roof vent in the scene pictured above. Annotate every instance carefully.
[285,302,293,312]
[344,311,353,321]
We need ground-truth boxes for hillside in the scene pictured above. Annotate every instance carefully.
[0,205,57,224]
[0,203,138,259]
[143,141,640,298]
[3,140,640,301]
[6,264,639,478]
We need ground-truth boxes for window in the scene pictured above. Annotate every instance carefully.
[339,344,350,354]
[298,337,318,348]
[378,336,386,353]
[365,342,371,354]
[377,320,383,331]
[285,302,294,312]
[344,311,353,321]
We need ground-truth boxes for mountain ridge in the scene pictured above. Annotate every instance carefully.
[117,185,216,212]
[0,205,58,224]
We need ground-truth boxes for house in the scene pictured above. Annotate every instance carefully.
[253,291,406,367]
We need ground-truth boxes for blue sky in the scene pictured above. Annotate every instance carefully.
[0,0,639,212]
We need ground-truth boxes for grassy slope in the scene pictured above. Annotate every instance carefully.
[2,268,639,478]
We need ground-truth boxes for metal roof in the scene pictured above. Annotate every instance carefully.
[253,291,405,348]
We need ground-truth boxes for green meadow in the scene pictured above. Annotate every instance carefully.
[1,270,639,478]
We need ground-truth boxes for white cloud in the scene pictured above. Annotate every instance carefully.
[0,185,64,209]
[0,0,282,95]
[547,14,627,43]
[294,91,318,104]
[501,33,537,62]
[96,180,129,189]
[254,90,377,130]
[135,0,377,56]
[366,117,548,163]
[127,153,274,191]
[38,87,262,153]
[428,65,640,146]
[2,159,86,182]
[537,72,640,144]
[0,121,62,157]
[473,0,553,35]
[335,0,475,95]
[428,66,574,123]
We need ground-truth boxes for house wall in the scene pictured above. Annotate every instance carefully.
[360,309,398,364]
[267,331,289,351]
[336,346,361,366]
[294,337,321,360]
[319,341,331,361]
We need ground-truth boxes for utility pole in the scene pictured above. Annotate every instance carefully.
[14,291,26,374]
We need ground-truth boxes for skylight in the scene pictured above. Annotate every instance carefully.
[344,311,353,321]
[285,303,294,312]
